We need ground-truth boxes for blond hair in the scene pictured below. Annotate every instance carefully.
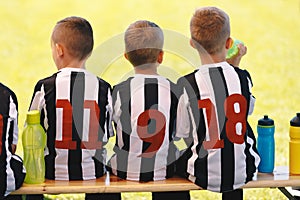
[190,7,230,55]
[52,16,93,61]
[124,20,164,66]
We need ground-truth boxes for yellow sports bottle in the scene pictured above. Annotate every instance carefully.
[289,113,300,174]
[22,110,47,184]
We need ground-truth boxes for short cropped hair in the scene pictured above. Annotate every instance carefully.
[190,7,230,55]
[124,20,164,67]
[52,16,94,61]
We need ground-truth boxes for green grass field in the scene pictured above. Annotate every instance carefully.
[1,0,300,199]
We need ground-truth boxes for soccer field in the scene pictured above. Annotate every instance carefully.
[0,0,299,199]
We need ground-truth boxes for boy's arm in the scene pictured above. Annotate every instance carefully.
[28,81,45,112]
[106,87,114,139]
[175,78,192,140]
[227,43,255,115]
[27,81,49,132]
[234,67,255,115]
[111,85,122,148]
[245,70,255,115]
[10,92,19,154]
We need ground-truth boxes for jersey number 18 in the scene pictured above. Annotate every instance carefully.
[199,94,247,150]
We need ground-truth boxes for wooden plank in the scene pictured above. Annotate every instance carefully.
[11,166,300,194]
[243,166,300,188]
[12,176,200,194]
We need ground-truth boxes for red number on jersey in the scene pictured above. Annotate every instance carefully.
[198,94,247,150]
[137,109,166,158]
[81,100,102,149]
[224,94,247,144]
[56,100,76,149]
[55,99,102,150]
[198,99,224,149]
[0,114,3,155]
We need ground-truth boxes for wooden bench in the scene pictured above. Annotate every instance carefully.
[11,166,300,199]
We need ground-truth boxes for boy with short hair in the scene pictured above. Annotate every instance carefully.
[0,83,25,199]
[176,7,260,200]
[109,20,190,200]
[28,16,119,200]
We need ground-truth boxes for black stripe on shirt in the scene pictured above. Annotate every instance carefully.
[209,67,233,191]
[189,73,208,189]
[180,72,209,189]
[235,68,258,182]
[113,78,133,180]
[42,73,57,179]
[0,84,10,197]
[69,72,84,180]
[93,79,108,178]
[139,78,158,181]
[166,82,178,178]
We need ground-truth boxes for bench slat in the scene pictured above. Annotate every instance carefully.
[11,166,300,194]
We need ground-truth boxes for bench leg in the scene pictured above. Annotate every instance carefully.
[25,195,43,200]
[2,195,22,200]
[222,189,243,200]
[85,193,121,200]
[278,187,298,200]
[152,191,190,200]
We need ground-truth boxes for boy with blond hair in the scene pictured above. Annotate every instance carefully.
[109,20,190,200]
[176,7,260,200]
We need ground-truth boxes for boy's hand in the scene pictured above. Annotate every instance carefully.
[226,43,247,68]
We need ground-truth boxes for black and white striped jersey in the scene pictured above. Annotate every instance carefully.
[176,62,260,192]
[29,68,113,180]
[0,83,25,197]
[109,74,178,182]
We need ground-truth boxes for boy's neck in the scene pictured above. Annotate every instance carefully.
[134,63,159,75]
[199,52,226,65]
[57,58,86,70]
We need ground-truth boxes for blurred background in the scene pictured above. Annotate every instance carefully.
[0,0,299,199]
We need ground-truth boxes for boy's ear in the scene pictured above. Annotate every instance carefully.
[157,51,164,64]
[124,53,129,60]
[190,39,196,49]
[226,37,234,50]
[55,43,64,57]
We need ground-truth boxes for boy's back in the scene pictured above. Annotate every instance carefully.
[110,74,178,181]
[28,16,113,181]
[0,83,25,197]
[29,68,112,180]
[109,19,190,200]
[176,61,259,192]
[175,7,260,194]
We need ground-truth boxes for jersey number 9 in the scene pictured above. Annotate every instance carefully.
[137,109,166,158]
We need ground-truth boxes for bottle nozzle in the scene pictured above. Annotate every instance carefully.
[258,115,274,126]
[290,113,300,127]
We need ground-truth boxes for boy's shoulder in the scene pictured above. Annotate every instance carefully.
[0,82,17,100]
[112,77,133,91]
[177,70,198,85]
[0,82,12,93]
[231,65,253,86]
[96,76,112,89]
[36,72,59,84]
